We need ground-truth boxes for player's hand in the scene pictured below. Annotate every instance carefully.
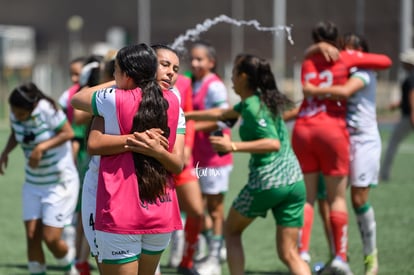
[125,130,168,157]
[28,146,44,168]
[209,134,232,153]
[303,82,317,96]
[0,153,8,175]
[319,42,339,62]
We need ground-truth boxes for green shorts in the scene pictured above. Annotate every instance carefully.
[232,180,306,227]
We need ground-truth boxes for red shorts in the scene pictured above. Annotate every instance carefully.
[292,120,349,176]
[173,164,198,187]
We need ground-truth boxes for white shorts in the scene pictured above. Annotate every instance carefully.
[81,168,98,256]
[95,230,171,264]
[197,165,232,194]
[22,177,79,228]
[349,133,381,187]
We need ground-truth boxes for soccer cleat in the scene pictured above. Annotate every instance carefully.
[321,256,353,275]
[194,256,221,275]
[177,266,201,275]
[300,251,311,264]
[168,230,185,268]
[364,249,378,275]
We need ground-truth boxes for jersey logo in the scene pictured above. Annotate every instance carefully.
[258,118,267,127]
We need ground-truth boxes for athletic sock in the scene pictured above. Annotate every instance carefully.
[299,203,314,254]
[28,261,46,275]
[209,235,223,258]
[180,216,203,268]
[330,210,349,261]
[354,203,377,255]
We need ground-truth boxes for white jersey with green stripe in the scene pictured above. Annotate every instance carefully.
[10,99,78,185]
[347,69,378,135]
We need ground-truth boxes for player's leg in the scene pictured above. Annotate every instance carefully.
[381,117,412,181]
[224,207,253,275]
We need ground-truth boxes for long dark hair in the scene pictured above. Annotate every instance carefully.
[116,43,170,202]
[9,82,57,113]
[234,54,293,117]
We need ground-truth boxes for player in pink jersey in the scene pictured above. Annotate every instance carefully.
[151,44,204,275]
[292,21,391,275]
[71,43,184,275]
[189,41,233,275]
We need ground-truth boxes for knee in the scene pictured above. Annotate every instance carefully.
[278,248,297,265]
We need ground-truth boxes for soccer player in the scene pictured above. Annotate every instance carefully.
[0,82,79,275]
[186,53,311,275]
[292,21,391,274]
[302,33,391,275]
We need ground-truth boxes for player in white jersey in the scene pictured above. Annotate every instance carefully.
[0,82,79,275]
[303,33,382,275]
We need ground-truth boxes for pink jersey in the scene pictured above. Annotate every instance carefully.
[65,83,80,123]
[175,74,195,148]
[95,87,182,234]
[297,50,392,125]
[192,73,233,167]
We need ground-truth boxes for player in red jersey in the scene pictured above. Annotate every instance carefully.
[292,21,391,275]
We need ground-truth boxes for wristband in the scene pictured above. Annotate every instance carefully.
[231,142,237,152]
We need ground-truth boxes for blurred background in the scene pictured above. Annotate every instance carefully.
[0,0,412,122]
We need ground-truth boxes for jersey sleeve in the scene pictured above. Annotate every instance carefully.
[41,101,68,132]
[301,58,318,85]
[205,81,229,109]
[182,83,195,147]
[350,69,370,86]
[341,50,392,70]
[92,87,120,134]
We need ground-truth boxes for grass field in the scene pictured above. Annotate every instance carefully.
[0,125,413,275]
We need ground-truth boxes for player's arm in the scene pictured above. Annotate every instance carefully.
[210,135,280,154]
[342,50,392,70]
[29,120,74,168]
[283,106,300,121]
[87,116,168,156]
[303,76,365,98]
[73,108,92,125]
[409,88,414,126]
[186,107,239,122]
[304,41,339,62]
[0,131,18,174]
[126,132,185,174]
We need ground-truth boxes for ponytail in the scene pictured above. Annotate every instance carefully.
[235,54,293,117]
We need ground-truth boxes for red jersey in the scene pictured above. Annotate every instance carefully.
[298,50,392,122]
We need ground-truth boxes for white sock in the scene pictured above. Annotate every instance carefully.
[61,224,77,250]
[356,206,377,255]
[209,236,222,258]
[56,246,76,267]
[28,261,46,274]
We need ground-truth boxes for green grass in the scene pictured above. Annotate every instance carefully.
[0,125,413,274]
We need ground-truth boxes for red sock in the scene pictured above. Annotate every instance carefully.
[75,261,90,275]
[179,216,202,268]
[299,203,314,253]
[330,210,348,261]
